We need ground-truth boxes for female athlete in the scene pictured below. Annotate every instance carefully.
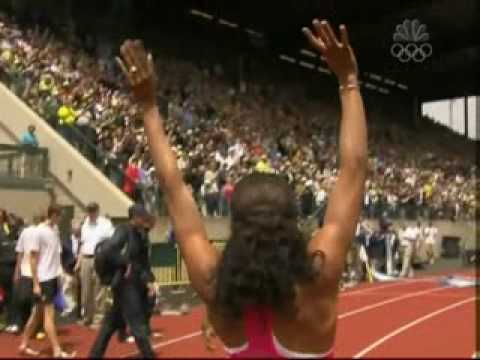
[117,18,367,358]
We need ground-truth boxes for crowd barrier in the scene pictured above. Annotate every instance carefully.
[151,240,226,286]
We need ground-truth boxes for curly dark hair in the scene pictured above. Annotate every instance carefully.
[214,173,321,319]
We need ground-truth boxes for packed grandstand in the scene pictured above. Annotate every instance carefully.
[0,12,477,222]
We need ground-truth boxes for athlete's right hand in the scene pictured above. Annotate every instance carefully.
[302,20,358,85]
[117,40,157,109]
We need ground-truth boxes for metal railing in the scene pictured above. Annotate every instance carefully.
[0,144,49,181]
[152,240,226,286]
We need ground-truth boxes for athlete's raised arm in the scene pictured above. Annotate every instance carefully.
[303,20,368,285]
[117,40,219,301]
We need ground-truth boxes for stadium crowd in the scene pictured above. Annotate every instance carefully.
[0,12,477,223]
[0,202,445,338]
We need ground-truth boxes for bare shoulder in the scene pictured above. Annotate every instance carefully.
[309,225,349,287]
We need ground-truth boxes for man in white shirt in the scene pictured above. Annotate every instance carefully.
[203,166,219,217]
[399,222,422,278]
[76,202,114,327]
[315,186,327,210]
[5,215,43,334]
[19,205,75,358]
[424,222,439,265]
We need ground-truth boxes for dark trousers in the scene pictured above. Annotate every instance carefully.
[11,277,34,329]
[205,193,218,216]
[89,280,155,358]
[117,292,155,342]
[0,266,15,325]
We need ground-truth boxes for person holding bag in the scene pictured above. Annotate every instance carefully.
[89,204,156,358]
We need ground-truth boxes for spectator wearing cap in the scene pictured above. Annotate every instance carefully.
[75,202,114,327]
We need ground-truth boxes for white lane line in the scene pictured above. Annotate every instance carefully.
[353,296,475,358]
[338,286,446,319]
[340,277,437,297]
[343,292,471,299]
[122,284,445,357]
[121,273,469,357]
[122,331,202,357]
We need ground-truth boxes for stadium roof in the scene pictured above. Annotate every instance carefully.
[11,0,478,101]
[180,0,479,101]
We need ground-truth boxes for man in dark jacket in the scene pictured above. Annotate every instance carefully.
[0,216,18,328]
[89,204,156,358]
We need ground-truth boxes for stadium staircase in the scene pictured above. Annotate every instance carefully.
[0,83,132,221]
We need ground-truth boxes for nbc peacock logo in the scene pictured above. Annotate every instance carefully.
[390,19,432,63]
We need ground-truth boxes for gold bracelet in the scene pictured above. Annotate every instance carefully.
[339,83,359,91]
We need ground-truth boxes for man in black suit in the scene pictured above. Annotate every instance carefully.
[89,204,156,358]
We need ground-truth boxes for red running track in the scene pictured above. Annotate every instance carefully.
[0,271,475,358]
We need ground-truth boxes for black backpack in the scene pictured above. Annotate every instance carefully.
[94,229,132,286]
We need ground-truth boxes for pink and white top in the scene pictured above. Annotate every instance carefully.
[225,306,334,358]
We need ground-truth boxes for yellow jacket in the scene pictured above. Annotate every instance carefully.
[58,105,77,126]
[255,160,273,173]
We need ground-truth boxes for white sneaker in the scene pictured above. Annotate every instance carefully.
[126,336,135,343]
[179,303,190,315]
[5,325,19,333]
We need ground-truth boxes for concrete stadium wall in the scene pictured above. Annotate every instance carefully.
[367,219,476,249]
[150,217,476,250]
[0,83,132,218]
[148,217,231,243]
[0,188,51,219]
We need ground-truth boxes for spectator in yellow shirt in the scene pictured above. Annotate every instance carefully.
[423,183,433,199]
[38,73,58,96]
[255,155,273,173]
[57,98,77,144]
